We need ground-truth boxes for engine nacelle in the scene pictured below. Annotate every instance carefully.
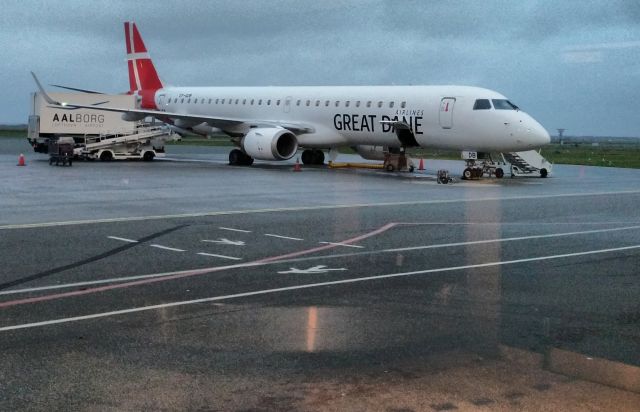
[353,145,387,160]
[242,128,298,161]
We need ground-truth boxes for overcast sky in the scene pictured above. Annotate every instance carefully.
[1,0,639,137]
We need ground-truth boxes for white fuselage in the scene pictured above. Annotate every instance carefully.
[154,85,550,152]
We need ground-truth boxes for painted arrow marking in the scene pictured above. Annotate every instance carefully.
[202,238,246,246]
[278,265,347,275]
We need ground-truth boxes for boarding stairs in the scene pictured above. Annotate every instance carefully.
[501,150,553,178]
[74,125,173,156]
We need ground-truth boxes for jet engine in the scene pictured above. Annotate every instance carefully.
[353,145,387,160]
[242,128,298,161]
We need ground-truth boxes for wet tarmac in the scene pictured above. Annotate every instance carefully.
[1,137,639,411]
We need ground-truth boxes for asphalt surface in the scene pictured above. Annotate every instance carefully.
[1,137,640,411]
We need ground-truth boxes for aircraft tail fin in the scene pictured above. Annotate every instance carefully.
[124,22,163,93]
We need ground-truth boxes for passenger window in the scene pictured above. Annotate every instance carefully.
[277,99,281,106]
[215,99,219,104]
[335,101,340,107]
[400,101,406,108]
[355,101,360,107]
[325,100,330,107]
[296,100,301,106]
[389,102,394,108]
[221,99,225,104]
[366,101,371,108]
[258,99,262,105]
[208,99,212,104]
[180,98,184,103]
[377,101,383,108]
[235,99,239,104]
[243,99,246,105]
[315,100,320,106]
[345,101,350,107]
[267,99,271,105]
[187,98,191,103]
[251,99,254,105]
[473,99,492,110]
[306,100,310,106]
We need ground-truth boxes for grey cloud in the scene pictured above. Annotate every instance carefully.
[1,0,639,136]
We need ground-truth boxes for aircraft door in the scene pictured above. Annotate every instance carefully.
[439,97,455,129]
[157,94,166,111]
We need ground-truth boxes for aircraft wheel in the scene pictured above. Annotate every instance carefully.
[386,164,395,172]
[312,150,325,165]
[229,149,243,165]
[143,151,155,161]
[301,150,313,165]
[495,168,504,178]
[540,168,548,178]
[463,168,472,180]
[241,153,254,166]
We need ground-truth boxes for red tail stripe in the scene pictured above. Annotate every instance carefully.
[135,59,162,90]
[132,24,147,53]
[127,60,137,92]
[124,22,132,54]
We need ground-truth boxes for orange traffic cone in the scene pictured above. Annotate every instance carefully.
[17,154,26,166]
[418,158,425,171]
[293,158,302,172]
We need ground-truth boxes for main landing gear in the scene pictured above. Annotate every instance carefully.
[301,149,325,165]
[229,149,254,166]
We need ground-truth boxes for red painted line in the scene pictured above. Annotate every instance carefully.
[0,223,398,309]
[124,22,132,54]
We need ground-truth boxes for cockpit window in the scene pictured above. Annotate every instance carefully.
[492,99,519,110]
[473,99,492,110]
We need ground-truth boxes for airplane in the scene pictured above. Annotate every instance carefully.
[34,22,551,179]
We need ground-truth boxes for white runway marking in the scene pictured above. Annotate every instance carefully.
[107,236,138,243]
[202,238,245,246]
[278,265,346,274]
[149,244,185,252]
[2,224,639,297]
[384,225,640,253]
[2,244,639,332]
[319,242,365,248]
[265,234,304,241]
[219,227,252,233]
[2,190,640,230]
[197,252,242,261]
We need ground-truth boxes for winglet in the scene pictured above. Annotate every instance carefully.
[30,72,63,106]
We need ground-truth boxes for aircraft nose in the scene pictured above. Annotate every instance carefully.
[533,123,551,145]
[523,118,550,146]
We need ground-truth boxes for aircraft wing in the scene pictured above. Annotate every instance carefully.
[50,103,314,134]
[50,84,106,94]
[32,72,315,134]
